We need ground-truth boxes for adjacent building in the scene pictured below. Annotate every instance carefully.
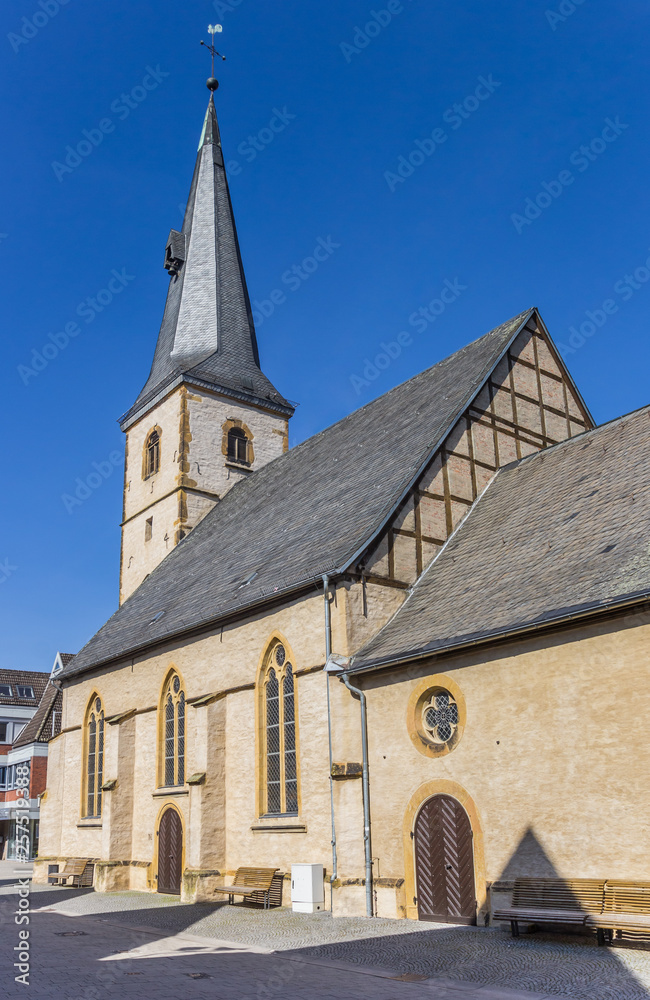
[0,662,66,859]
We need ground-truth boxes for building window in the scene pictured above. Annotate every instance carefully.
[145,517,153,542]
[144,429,161,479]
[16,686,34,699]
[422,691,459,744]
[227,427,249,465]
[160,672,185,787]
[0,684,12,697]
[261,641,298,816]
[407,675,466,759]
[0,722,7,743]
[84,696,104,818]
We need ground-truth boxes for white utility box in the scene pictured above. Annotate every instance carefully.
[291,863,325,913]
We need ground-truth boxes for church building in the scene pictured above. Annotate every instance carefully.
[36,89,650,924]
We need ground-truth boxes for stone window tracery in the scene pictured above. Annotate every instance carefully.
[422,691,459,745]
[261,642,298,816]
[160,672,185,787]
[84,695,104,817]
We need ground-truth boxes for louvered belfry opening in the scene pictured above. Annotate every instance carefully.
[414,794,476,924]
[157,806,183,895]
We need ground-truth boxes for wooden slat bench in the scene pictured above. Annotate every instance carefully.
[586,881,650,944]
[492,878,606,937]
[47,859,94,888]
[213,867,280,909]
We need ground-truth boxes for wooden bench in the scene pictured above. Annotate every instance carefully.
[213,867,280,909]
[586,881,650,944]
[492,878,606,937]
[47,859,94,888]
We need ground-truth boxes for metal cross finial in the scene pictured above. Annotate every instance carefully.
[200,24,226,83]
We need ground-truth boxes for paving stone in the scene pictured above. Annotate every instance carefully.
[1,870,650,999]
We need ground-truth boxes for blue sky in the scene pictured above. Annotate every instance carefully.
[1,0,648,670]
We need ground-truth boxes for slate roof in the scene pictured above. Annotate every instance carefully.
[351,405,650,671]
[0,669,49,707]
[62,308,538,680]
[120,97,293,430]
[13,681,62,747]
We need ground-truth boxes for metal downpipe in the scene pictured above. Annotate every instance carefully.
[341,671,373,918]
[323,575,338,900]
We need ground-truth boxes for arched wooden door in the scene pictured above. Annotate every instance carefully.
[157,807,182,895]
[413,794,476,924]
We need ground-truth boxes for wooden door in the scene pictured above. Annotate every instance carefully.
[157,807,182,895]
[413,794,476,924]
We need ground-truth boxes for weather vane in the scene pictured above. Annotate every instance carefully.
[201,24,225,92]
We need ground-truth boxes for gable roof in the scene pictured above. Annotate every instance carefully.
[0,669,49,707]
[351,404,650,671]
[13,681,62,748]
[62,308,548,680]
[120,97,293,430]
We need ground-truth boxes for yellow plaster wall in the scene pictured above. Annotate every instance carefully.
[120,492,180,601]
[359,615,650,919]
[43,589,342,885]
[186,390,287,496]
[123,391,181,523]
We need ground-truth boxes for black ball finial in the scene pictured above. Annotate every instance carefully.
[206,77,219,91]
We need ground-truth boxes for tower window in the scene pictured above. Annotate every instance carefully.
[227,427,249,465]
[144,429,160,479]
[145,517,153,542]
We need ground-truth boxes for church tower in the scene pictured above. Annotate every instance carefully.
[118,93,294,604]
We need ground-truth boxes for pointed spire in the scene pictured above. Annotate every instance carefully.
[121,95,293,428]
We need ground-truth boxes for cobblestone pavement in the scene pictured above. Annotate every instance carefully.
[2,870,650,999]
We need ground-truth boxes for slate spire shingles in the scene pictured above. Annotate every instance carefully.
[120,96,293,430]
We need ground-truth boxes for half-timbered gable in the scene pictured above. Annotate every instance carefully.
[360,311,592,591]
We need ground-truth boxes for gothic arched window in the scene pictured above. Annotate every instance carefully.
[227,427,249,465]
[160,672,185,787]
[260,641,298,816]
[144,429,160,479]
[84,695,104,818]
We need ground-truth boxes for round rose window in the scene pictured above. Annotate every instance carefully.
[422,690,459,745]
